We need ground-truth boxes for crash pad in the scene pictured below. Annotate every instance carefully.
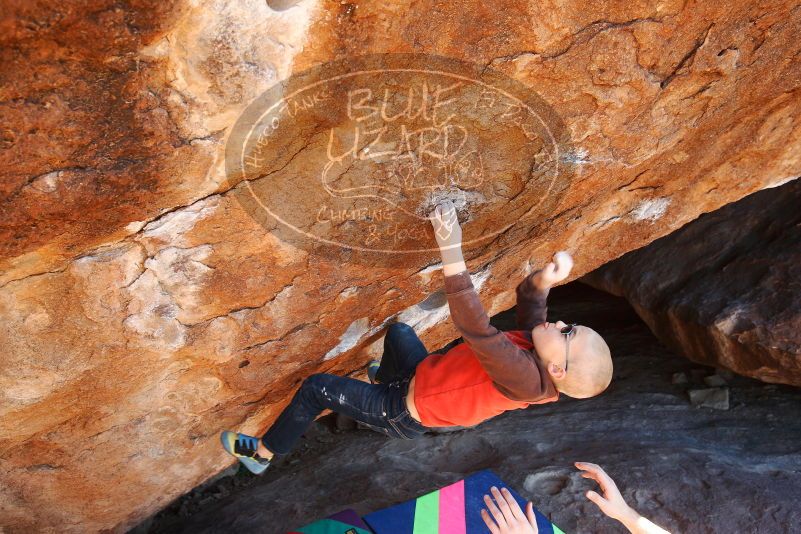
[289,508,373,534]
[362,469,565,533]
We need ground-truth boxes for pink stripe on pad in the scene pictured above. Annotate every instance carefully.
[438,479,466,533]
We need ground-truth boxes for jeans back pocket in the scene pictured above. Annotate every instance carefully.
[388,412,424,440]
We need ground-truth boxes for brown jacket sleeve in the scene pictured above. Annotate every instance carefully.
[443,270,556,402]
[515,269,550,331]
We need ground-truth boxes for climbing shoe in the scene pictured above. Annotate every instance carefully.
[220,431,271,475]
[367,360,381,384]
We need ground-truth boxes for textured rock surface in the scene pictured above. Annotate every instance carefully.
[584,178,801,386]
[2,1,801,532]
[140,284,801,534]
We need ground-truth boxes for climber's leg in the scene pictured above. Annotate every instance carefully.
[373,322,429,384]
[260,372,424,455]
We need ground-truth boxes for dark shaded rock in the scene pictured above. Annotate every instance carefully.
[584,178,801,386]
[688,387,730,410]
[672,372,688,385]
[704,375,727,387]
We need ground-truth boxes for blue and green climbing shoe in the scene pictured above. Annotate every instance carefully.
[367,360,381,384]
[220,431,271,475]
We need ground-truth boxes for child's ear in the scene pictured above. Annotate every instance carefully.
[548,362,566,380]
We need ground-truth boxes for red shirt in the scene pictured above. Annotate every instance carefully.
[412,269,559,428]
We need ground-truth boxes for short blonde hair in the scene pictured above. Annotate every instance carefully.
[557,327,612,399]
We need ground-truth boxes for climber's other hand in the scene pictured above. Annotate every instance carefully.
[532,251,573,290]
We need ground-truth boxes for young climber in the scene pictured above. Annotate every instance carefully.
[480,462,671,534]
[220,199,613,474]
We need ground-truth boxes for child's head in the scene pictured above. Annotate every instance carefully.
[531,321,612,398]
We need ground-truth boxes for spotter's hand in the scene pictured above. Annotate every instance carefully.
[480,486,539,534]
[574,462,631,523]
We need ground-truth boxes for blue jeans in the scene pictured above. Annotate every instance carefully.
[261,322,430,455]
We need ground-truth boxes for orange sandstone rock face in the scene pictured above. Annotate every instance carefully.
[1,0,800,531]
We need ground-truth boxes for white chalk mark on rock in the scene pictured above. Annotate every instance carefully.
[142,198,220,246]
[762,176,798,190]
[631,197,671,221]
[323,317,371,361]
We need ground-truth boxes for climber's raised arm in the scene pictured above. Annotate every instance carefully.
[515,251,573,331]
[429,200,553,401]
